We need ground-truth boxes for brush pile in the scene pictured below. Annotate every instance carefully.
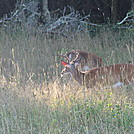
[0,1,133,36]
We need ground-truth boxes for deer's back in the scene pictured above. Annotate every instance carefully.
[84,64,134,88]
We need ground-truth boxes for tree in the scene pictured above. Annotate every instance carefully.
[111,0,118,23]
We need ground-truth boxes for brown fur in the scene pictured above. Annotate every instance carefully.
[65,50,103,71]
[84,64,134,88]
[61,62,134,88]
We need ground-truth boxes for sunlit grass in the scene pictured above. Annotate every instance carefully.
[0,74,133,134]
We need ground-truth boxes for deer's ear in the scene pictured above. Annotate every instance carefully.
[61,61,70,68]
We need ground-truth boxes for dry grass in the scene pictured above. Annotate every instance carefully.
[0,28,134,134]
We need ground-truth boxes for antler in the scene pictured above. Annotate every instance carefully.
[58,54,69,63]
[72,51,80,62]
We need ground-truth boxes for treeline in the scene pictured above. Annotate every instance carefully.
[0,0,133,24]
[48,0,133,23]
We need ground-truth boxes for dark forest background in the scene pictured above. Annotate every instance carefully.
[0,0,133,24]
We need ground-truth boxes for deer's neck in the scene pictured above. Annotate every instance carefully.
[71,69,85,85]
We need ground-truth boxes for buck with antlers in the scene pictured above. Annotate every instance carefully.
[61,53,134,88]
[59,50,103,72]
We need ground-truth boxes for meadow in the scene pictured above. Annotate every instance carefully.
[0,27,134,134]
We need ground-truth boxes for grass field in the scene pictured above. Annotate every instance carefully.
[0,28,134,134]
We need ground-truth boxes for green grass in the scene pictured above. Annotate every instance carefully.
[0,27,134,134]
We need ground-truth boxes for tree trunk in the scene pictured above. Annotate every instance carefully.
[111,0,118,23]
[37,0,50,25]
[131,0,134,11]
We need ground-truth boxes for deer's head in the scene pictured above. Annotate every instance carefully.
[60,52,80,77]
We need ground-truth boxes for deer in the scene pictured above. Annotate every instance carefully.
[60,53,134,89]
[59,50,103,72]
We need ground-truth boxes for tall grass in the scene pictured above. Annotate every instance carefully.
[0,28,133,134]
